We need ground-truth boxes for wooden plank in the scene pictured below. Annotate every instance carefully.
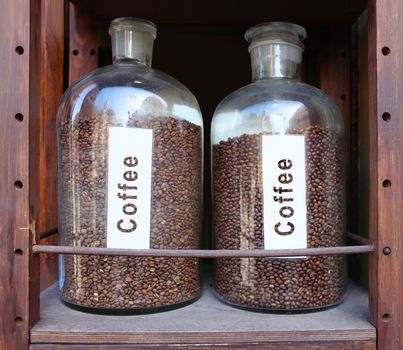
[368,0,403,349]
[38,236,59,290]
[72,0,366,26]
[30,340,376,350]
[32,244,376,257]
[68,1,99,85]
[29,0,64,298]
[29,0,41,329]
[30,0,64,240]
[349,11,369,288]
[356,12,370,287]
[0,0,30,348]
[30,282,375,345]
[318,28,351,230]
[37,0,63,285]
[367,0,379,337]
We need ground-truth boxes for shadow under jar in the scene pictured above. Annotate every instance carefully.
[57,18,203,314]
[211,22,346,312]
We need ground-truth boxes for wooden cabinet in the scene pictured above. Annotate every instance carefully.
[0,0,402,349]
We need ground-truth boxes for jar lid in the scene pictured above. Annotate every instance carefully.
[245,22,306,51]
[109,17,157,39]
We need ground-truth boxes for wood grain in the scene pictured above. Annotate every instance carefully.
[71,0,366,26]
[368,0,403,349]
[349,11,370,288]
[0,0,30,349]
[29,340,376,350]
[356,11,375,287]
[38,236,59,290]
[356,12,370,288]
[367,0,379,337]
[29,0,42,330]
[318,28,352,230]
[29,0,64,299]
[31,281,375,345]
[68,1,99,85]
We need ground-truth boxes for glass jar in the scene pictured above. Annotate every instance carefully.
[57,18,203,314]
[211,22,346,311]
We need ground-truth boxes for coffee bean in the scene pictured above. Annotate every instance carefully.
[213,126,346,310]
[58,102,202,311]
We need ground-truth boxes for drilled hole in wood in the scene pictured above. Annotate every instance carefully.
[15,113,24,122]
[340,94,346,101]
[382,179,392,188]
[90,49,96,56]
[15,317,23,325]
[383,247,392,255]
[382,112,391,122]
[382,47,391,56]
[14,248,23,256]
[72,49,79,56]
[15,46,24,55]
[382,313,391,323]
[14,180,23,189]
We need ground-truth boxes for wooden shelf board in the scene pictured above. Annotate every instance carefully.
[72,0,367,26]
[31,280,375,345]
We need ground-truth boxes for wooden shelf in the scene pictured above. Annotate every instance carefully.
[73,0,367,26]
[1,0,403,348]
[31,280,375,348]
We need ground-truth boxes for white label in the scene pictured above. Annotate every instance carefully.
[262,135,307,253]
[106,126,153,249]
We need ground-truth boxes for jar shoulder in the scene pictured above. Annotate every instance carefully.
[57,64,202,127]
[211,79,343,144]
[213,80,341,118]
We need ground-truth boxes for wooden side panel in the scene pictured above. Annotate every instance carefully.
[357,12,369,287]
[68,1,99,85]
[348,12,369,287]
[29,0,64,297]
[29,0,41,329]
[31,0,64,235]
[367,0,379,332]
[29,340,376,350]
[318,28,351,228]
[368,0,403,349]
[0,0,31,349]
[319,28,351,138]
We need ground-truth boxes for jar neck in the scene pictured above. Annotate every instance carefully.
[111,29,154,67]
[250,42,302,81]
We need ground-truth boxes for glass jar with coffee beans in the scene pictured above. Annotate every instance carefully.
[57,17,203,314]
[211,22,346,311]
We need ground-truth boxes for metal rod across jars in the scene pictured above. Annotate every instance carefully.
[32,244,375,257]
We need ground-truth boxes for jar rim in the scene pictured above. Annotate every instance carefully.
[245,22,306,46]
[109,17,157,39]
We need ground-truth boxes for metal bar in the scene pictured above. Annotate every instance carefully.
[37,230,372,245]
[39,227,58,240]
[345,231,371,245]
[32,244,376,257]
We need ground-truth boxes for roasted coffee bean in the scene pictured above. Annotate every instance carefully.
[58,105,202,311]
[213,126,346,310]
